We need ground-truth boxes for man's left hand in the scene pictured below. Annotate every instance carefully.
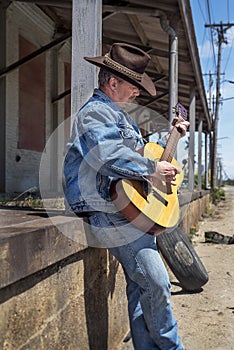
[173,117,190,137]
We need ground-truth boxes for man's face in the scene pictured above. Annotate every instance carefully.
[114,79,140,103]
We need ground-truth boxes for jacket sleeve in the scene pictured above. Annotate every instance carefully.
[73,104,156,179]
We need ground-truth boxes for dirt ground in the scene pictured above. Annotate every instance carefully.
[118,186,234,350]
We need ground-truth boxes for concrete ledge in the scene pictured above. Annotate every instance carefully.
[0,189,211,289]
[180,191,210,233]
[0,209,129,350]
[179,189,210,206]
[0,211,88,289]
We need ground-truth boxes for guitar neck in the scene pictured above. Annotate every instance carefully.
[160,127,181,163]
[159,102,187,163]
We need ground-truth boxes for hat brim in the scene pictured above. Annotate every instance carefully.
[84,56,156,96]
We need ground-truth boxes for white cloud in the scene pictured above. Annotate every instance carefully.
[223,158,234,179]
[198,39,219,59]
[226,27,234,47]
[198,27,234,58]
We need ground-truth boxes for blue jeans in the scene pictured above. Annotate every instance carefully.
[88,211,184,350]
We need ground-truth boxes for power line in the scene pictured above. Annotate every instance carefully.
[223,37,234,73]
[227,0,230,22]
[199,27,207,58]
[206,0,217,69]
[197,0,206,22]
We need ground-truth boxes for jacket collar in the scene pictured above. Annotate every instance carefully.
[92,88,120,111]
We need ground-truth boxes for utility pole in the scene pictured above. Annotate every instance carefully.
[203,71,214,113]
[205,22,234,190]
[203,71,224,114]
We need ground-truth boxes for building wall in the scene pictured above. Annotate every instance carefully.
[180,190,210,233]
[5,2,71,193]
[0,247,128,350]
[0,216,129,350]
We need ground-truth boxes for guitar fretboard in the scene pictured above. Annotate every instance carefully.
[160,129,181,163]
[160,103,187,163]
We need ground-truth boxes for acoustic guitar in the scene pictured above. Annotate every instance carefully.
[110,103,187,234]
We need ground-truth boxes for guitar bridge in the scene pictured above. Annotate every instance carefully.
[151,188,168,206]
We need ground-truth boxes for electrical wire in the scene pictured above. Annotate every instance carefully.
[196,0,217,72]
[222,0,233,74]
[199,27,207,58]
[197,0,206,22]
[227,0,230,23]
[223,38,234,73]
[204,41,213,75]
[206,0,217,70]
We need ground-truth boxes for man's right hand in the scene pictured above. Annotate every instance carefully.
[152,161,180,186]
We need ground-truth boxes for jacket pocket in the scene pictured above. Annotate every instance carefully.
[118,123,136,139]
[118,123,139,150]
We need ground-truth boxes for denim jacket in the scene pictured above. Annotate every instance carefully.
[63,89,156,213]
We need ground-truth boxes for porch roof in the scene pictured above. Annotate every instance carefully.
[16,0,211,132]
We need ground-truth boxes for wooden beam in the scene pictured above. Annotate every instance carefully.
[52,88,71,103]
[127,0,178,13]
[127,14,150,46]
[0,32,71,78]
[127,14,164,74]
[14,0,72,8]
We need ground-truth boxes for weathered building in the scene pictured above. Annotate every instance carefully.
[0,1,211,349]
[1,0,211,196]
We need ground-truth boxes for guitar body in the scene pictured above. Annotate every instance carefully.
[110,142,184,234]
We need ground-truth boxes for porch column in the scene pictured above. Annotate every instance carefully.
[188,86,196,192]
[204,132,209,189]
[71,0,102,123]
[197,116,203,190]
[50,47,59,192]
[168,27,178,122]
[0,2,8,192]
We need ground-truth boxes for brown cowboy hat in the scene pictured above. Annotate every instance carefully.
[84,42,156,96]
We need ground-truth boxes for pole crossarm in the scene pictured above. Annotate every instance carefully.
[205,22,234,28]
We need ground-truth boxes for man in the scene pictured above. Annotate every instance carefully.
[64,43,189,349]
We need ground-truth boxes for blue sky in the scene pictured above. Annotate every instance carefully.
[190,0,234,179]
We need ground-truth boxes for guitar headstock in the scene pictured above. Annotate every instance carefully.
[173,102,187,121]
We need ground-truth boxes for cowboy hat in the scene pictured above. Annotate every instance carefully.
[84,42,156,96]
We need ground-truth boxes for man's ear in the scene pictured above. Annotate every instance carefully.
[108,76,118,91]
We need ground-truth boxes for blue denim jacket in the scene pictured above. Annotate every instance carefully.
[63,89,156,213]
